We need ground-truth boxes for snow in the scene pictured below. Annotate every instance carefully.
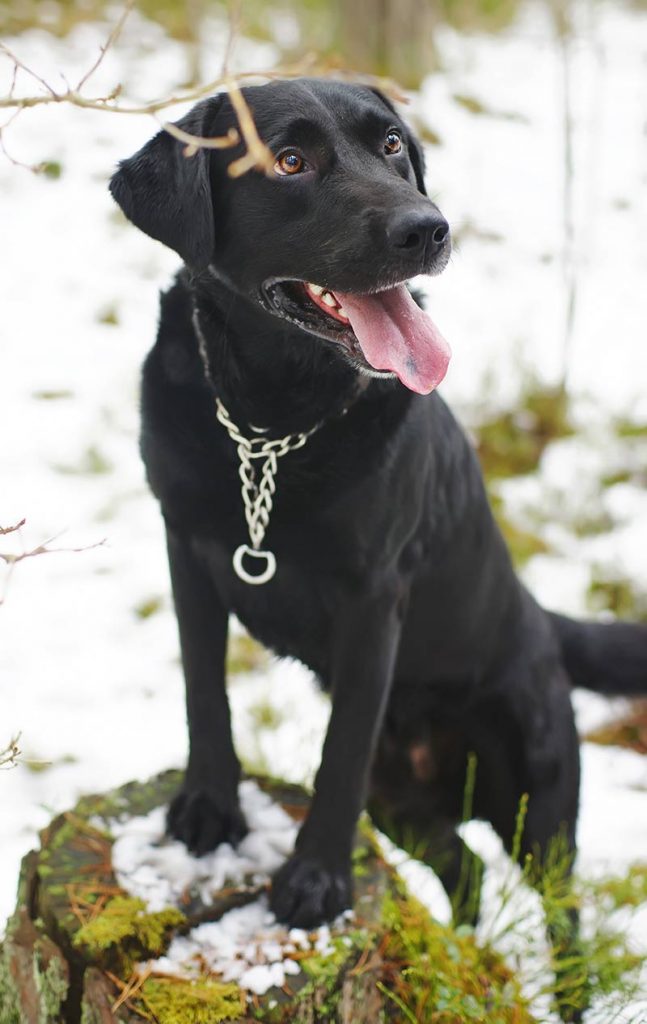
[109,780,297,912]
[105,779,343,996]
[1,0,646,1018]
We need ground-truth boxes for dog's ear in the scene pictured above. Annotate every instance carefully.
[110,96,223,270]
[368,88,428,197]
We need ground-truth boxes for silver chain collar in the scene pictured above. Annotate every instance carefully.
[215,398,321,585]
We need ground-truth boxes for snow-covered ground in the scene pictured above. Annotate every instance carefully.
[1,1,646,1019]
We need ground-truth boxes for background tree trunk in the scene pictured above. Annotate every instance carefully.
[334,0,439,88]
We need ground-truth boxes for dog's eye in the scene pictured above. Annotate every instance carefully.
[274,150,306,176]
[384,130,402,155]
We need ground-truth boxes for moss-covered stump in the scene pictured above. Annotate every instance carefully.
[0,771,533,1023]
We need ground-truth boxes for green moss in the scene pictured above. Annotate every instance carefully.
[0,942,20,1024]
[33,944,69,1020]
[73,770,182,824]
[73,897,186,974]
[136,976,244,1024]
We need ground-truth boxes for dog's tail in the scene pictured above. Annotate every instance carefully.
[550,612,647,695]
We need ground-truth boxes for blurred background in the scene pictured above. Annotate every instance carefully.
[1,0,646,1017]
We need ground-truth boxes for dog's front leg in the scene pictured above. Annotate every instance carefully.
[165,526,246,854]
[271,585,403,928]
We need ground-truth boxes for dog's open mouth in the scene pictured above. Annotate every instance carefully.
[262,280,451,395]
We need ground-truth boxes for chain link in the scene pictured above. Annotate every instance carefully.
[215,398,320,556]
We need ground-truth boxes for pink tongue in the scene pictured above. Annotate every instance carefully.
[333,285,451,394]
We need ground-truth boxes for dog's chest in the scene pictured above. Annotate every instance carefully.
[192,532,338,681]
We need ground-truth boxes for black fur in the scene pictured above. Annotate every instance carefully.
[110,80,647,965]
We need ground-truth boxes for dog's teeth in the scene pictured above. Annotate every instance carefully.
[337,305,348,318]
[321,291,337,307]
[307,283,324,296]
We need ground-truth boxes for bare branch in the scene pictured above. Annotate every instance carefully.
[0,518,26,536]
[0,734,21,770]
[0,527,106,606]
[223,77,273,176]
[221,0,242,77]
[0,535,106,567]
[0,3,409,179]
[0,40,57,97]
[161,119,239,156]
[76,0,135,92]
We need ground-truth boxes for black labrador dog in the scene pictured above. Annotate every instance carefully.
[110,79,647,938]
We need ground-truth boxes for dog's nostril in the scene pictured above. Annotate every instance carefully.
[432,222,449,245]
[402,231,421,250]
[389,212,450,254]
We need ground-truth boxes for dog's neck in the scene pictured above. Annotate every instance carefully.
[190,272,382,436]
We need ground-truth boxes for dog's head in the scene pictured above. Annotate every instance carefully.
[110,78,451,394]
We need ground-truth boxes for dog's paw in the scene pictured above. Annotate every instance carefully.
[167,789,247,856]
[270,854,352,929]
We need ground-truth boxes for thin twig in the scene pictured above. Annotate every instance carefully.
[0,518,26,536]
[0,734,21,769]
[0,3,409,178]
[224,77,273,177]
[0,535,105,567]
[160,119,239,157]
[0,40,57,97]
[76,0,135,91]
[221,0,242,77]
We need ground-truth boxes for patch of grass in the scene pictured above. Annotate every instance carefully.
[411,119,443,146]
[22,752,79,774]
[248,698,283,731]
[489,493,550,566]
[38,159,63,179]
[586,569,647,621]
[134,595,164,620]
[601,468,633,487]
[453,92,527,122]
[227,632,268,676]
[54,444,113,476]
[97,305,119,326]
[452,216,504,245]
[440,0,522,32]
[475,381,572,482]
[568,508,615,538]
[585,700,647,754]
[614,418,647,439]
[379,882,533,1022]
[32,389,74,401]
[587,864,647,909]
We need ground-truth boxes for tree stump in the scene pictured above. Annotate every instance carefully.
[0,772,399,1023]
[0,771,532,1024]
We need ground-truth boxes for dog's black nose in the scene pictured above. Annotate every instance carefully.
[387,211,450,256]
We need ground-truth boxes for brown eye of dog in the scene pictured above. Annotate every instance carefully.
[275,150,305,176]
[385,130,402,155]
